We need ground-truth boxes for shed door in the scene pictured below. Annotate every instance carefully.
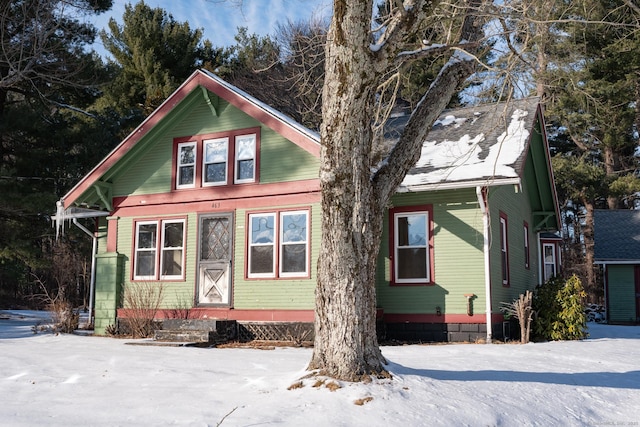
[197,214,233,306]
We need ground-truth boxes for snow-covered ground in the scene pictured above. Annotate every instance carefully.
[1,310,638,426]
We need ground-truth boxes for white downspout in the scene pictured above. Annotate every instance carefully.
[476,186,492,343]
[73,218,98,327]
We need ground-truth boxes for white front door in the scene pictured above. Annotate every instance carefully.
[197,214,233,306]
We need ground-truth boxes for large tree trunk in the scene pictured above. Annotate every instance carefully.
[307,0,387,380]
[308,0,483,381]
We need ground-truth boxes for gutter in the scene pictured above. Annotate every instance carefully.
[476,186,492,343]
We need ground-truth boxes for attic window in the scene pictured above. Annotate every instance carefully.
[173,128,260,190]
[177,142,196,188]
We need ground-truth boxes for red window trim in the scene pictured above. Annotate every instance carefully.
[389,204,435,286]
[130,215,188,282]
[172,127,261,191]
[499,211,510,287]
[523,220,530,270]
[244,207,312,280]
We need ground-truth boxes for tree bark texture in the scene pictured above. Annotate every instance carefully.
[308,0,387,380]
[309,0,484,381]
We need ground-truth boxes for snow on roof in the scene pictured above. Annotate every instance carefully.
[389,98,540,191]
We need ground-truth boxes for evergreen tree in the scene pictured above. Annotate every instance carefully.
[543,0,640,299]
[98,1,228,135]
[0,0,113,306]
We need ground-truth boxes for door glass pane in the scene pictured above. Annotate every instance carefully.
[201,217,230,261]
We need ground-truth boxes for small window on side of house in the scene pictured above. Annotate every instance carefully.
[524,221,530,269]
[500,212,510,286]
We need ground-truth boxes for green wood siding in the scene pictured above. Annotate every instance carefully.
[232,203,319,310]
[377,188,486,315]
[109,89,318,197]
[607,265,637,323]
[487,184,539,312]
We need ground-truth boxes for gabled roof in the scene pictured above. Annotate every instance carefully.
[594,209,640,263]
[388,98,543,191]
[59,69,320,210]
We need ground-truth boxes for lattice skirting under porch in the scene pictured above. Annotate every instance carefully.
[237,321,314,343]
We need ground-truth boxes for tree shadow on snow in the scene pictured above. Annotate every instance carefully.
[386,361,640,390]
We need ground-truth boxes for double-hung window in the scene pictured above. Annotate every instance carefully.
[174,128,259,190]
[543,243,557,282]
[134,219,186,280]
[247,210,309,278]
[390,206,433,285]
[235,134,256,183]
[203,138,228,186]
[176,142,196,188]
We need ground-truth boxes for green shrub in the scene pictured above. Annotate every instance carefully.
[532,275,587,341]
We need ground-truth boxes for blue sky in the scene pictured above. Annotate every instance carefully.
[89,0,332,57]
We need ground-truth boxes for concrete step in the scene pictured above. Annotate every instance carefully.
[153,319,237,344]
[154,329,211,343]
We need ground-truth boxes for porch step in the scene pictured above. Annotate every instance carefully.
[153,319,237,345]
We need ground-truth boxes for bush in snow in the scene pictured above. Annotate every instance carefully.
[501,290,534,343]
[121,282,164,338]
[533,275,587,341]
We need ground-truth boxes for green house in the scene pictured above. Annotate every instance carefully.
[594,209,640,324]
[53,70,561,342]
